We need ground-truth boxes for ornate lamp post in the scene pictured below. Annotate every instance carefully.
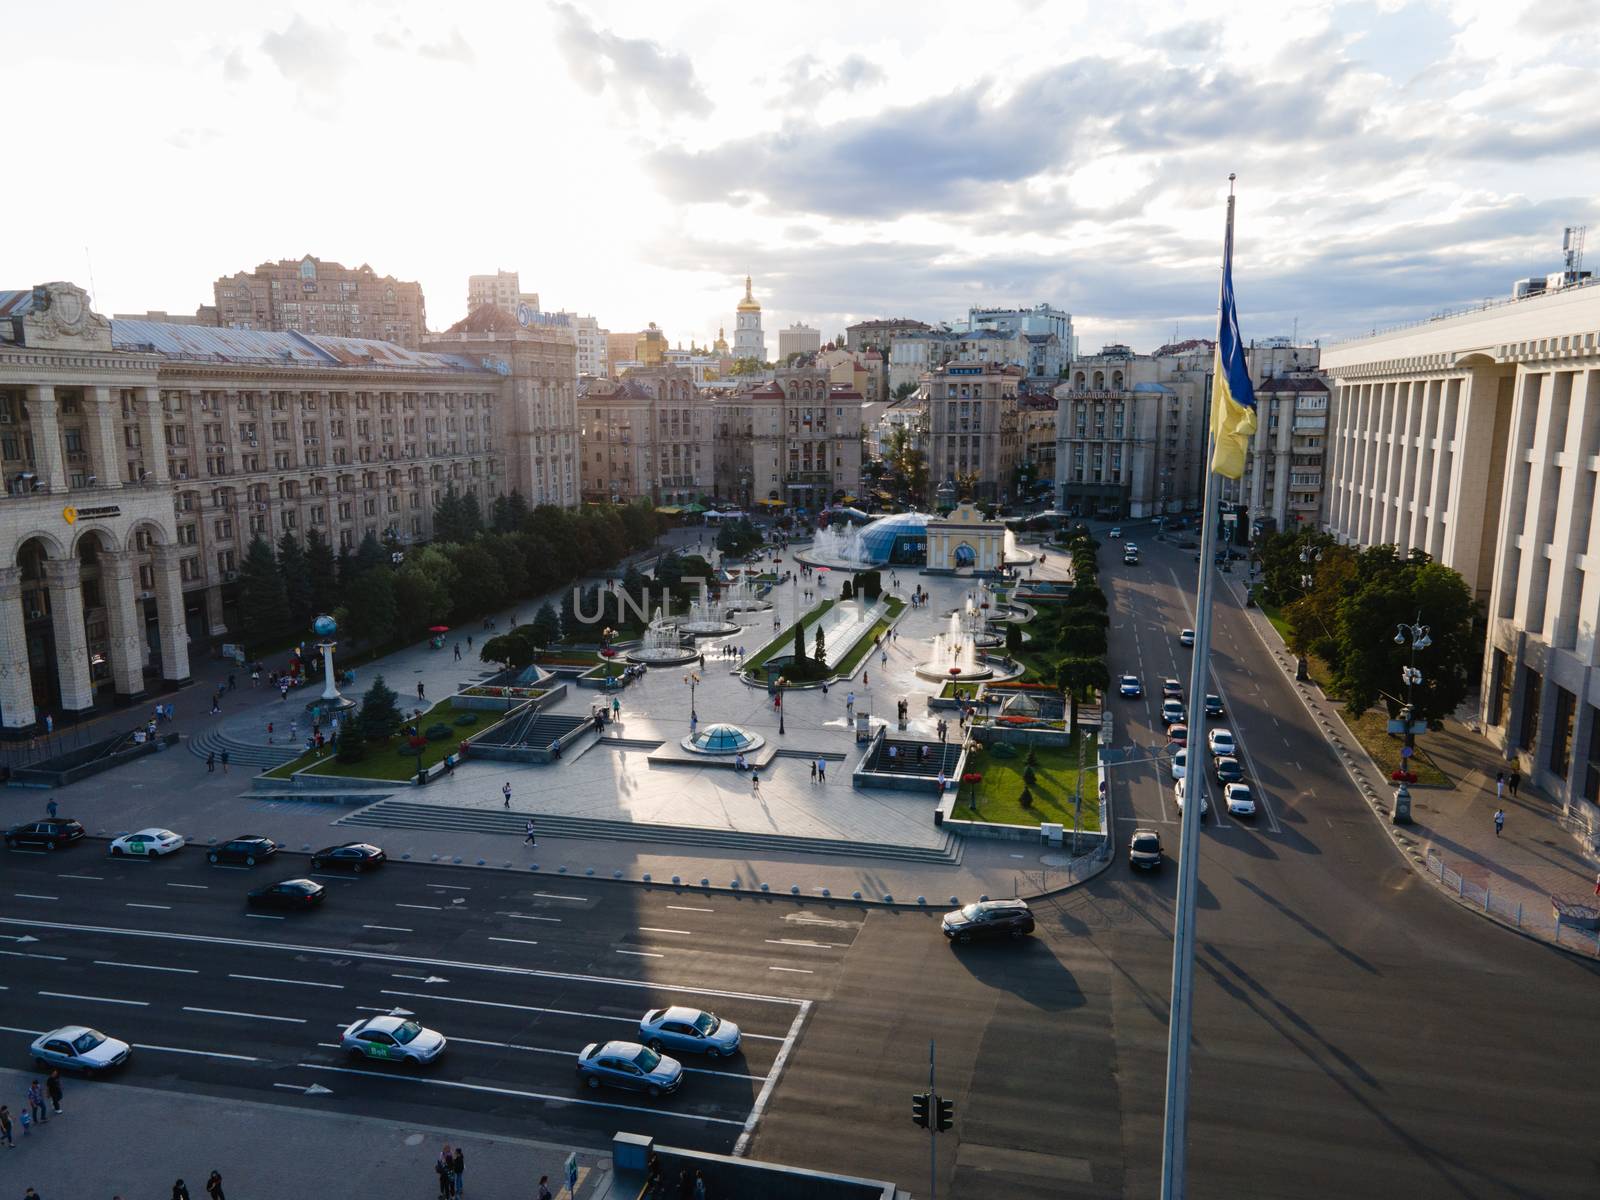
[777,674,786,736]
[683,671,700,723]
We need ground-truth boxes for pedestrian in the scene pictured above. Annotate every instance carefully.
[524,819,537,847]
[694,1170,708,1200]
[1509,769,1521,797]
[1495,771,1505,801]
[0,1104,11,1147]
[173,1181,191,1200]
[1593,870,1600,896]
[45,1069,61,1114]
[611,696,621,719]
[279,682,288,701]
[45,798,57,819]
[417,681,426,700]
[502,781,512,808]
[863,670,869,686]
[219,749,230,774]
[937,770,948,793]
[1494,808,1505,837]
[437,1145,455,1199]
[288,720,297,742]
[26,1080,45,1125]
[454,643,461,661]
[435,1155,451,1200]
[251,668,260,687]
[44,713,53,734]
[818,758,826,783]
[467,635,472,650]
[537,1177,553,1200]
[810,758,818,782]
[452,1146,465,1198]
[751,772,761,797]
[17,1104,31,1137]
[266,721,274,744]
[228,673,236,691]
[204,1171,225,1200]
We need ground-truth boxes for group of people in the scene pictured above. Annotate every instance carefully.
[716,643,747,661]
[435,1143,466,1198]
[0,1073,60,1148]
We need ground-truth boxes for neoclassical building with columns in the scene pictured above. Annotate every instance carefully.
[1322,282,1600,843]
[0,281,513,734]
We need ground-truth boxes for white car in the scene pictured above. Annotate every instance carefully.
[1180,629,1195,647]
[1207,729,1237,757]
[1174,778,1208,815]
[1224,782,1256,815]
[1161,698,1185,725]
[31,1025,132,1074]
[1171,748,1187,780]
[1108,527,1122,539]
[341,1014,448,1065]
[1125,542,1139,554]
[109,828,185,857]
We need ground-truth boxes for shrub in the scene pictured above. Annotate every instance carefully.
[841,580,854,600]
[397,743,423,757]
[453,713,479,727]
[424,723,453,741]
[1019,786,1034,809]
[1024,763,1037,785]
[987,742,1018,759]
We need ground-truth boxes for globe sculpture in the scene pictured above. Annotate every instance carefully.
[308,612,354,717]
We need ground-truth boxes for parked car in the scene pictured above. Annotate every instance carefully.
[1224,782,1257,816]
[30,1025,131,1074]
[5,818,86,851]
[1128,828,1164,870]
[638,1007,741,1057]
[942,899,1035,943]
[246,878,326,911]
[108,828,185,857]
[309,842,386,872]
[1179,629,1195,647]
[576,1041,683,1096]
[1119,674,1143,698]
[1214,756,1244,785]
[209,835,278,866]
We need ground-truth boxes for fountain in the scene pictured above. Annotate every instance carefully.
[915,609,996,682]
[721,573,771,613]
[809,522,874,566]
[625,608,700,665]
[678,589,739,637]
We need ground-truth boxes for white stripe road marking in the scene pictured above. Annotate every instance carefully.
[764,939,844,950]
[245,914,284,920]
[166,883,209,890]
[0,949,67,961]
[0,917,808,1005]
[487,936,539,947]
[740,1033,786,1042]
[57,874,104,881]
[184,1006,307,1024]
[532,892,588,901]
[316,1042,341,1049]
[638,927,692,936]
[94,961,197,975]
[767,966,813,974]
[395,904,442,911]
[378,989,791,1037]
[0,1024,259,1062]
[617,950,663,958]
[15,893,59,900]
[426,884,471,890]
[296,1062,748,1126]
[40,991,148,1006]
[448,1035,768,1081]
[666,905,713,913]
[498,912,561,923]
[229,974,344,989]
[125,903,172,911]
[734,998,812,1155]
[361,925,413,933]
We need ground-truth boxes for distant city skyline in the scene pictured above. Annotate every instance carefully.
[6,0,1597,351]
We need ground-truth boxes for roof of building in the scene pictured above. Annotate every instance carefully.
[1257,374,1330,393]
[1153,338,1215,356]
[0,289,42,320]
[448,305,523,334]
[109,320,485,374]
[1024,333,1058,344]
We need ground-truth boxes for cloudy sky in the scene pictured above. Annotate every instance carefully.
[7,0,1598,353]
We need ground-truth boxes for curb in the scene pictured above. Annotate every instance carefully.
[1235,587,1598,960]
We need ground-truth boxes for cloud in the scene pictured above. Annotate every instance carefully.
[550,3,711,118]
[166,127,222,151]
[778,53,886,107]
[260,15,351,98]
[419,29,475,65]
[220,47,250,82]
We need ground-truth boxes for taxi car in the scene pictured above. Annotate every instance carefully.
[109,828,185,857]
[340,1014,447,1065]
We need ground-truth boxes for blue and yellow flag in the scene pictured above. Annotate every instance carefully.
[1208,257,1256,479]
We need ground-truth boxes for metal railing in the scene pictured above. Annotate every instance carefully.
[1423,848,1600,956]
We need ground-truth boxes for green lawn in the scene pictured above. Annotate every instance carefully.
[262,700,485,781]
[743,600,835,675]
[938,681,983,700]
[959,737,1101,829]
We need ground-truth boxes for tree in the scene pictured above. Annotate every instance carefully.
[490,489,529,534]
[1005,622,1022,656]
[1056,655,1110,733]
[432,485,466,544]
[794,620,807,664]
[458,489,484,538]
[356,674,404,742]
[305,528,339,616]
[238,535,289,651]
[1332,558,1477,719]
[335,718,368,763]
[480,533,527,601]
[393,559,453,637]
[530,601,562,648]
[353,530,387,575]
[814,625,827,665]
[481,631,537,672]
[894,381,918,401]
[444,543,506,622]
[344,567,397,648]
[276,533,313,633]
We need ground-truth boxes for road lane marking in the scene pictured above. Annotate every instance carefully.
[764,939,843,950]
[295,1062,747,1126]
[498,912,561,922]
[767,966,813,974]
[0,1024,258,1062]
[450,1035,767,1081]
[125,903,172,911]
[57,873,104,881]
[167,883,209,890]
[426,884,471,890]
[532,892,588,901]
[377,989,785,1035]
[734,998,812,1155]
[666,905,713,913]
[229,974,344,990]
[487,936,539,947]
[395,904,442,911]
[40,991,147,1006]
[361,925,413,933]
[94,960,197,975]
[0,949,67,961]
[184,1006,306,1024]
[0,917,808,1005]
[638,927,692,936]
[617,949,664,958]
[15,893,59,900]
[245,914,285,920]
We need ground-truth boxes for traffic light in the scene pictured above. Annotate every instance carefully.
[911,1092,930,1128]
[935,1095,955,1132]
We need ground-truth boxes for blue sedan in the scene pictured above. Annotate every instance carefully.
[576,1040,683,1096]
[638,1006,742,1057]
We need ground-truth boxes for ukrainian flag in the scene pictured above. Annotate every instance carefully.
[1208,256,1256,479]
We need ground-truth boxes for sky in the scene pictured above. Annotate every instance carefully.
[7,0,1599,354]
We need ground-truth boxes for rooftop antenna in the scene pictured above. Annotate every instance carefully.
[1291,316,1299,345]
[84,246,98,306]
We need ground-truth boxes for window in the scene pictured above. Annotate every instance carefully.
[1489,649,1511,727]
[1550,686,1576,779]
[1517,667,1542,751]
[1583,707,1600,803]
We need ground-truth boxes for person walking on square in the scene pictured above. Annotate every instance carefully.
[1509,769,1521,797]
[172,1181,191,1200]
[502,781,512,808]
[1494,808,1505,837]
[219,749,230,774]
[204,1171,225,1200]
[26,1080,45,1125]
[612,696,621,720]
[1593,869,1600,896]
[452,1145,465,1198]
[46,798,57,820]
[1495,771,1505,801]
[523,818,537,847]
[818,758,826,783]
[45,1070,61,1115]
[751,772,761,798]
[0,1104,12,1148]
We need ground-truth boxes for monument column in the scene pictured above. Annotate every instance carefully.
[44,557,95,714]
[0,567,37,731]
[99,550,148,700]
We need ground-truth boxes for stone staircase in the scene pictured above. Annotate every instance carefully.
[334,798,963,865]
[186,726,301,771]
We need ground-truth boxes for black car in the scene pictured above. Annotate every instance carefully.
[942,899,1035,943]
[209,835,278,866]
[1129,828,1164,870]
[310,842,386,872]
[5,818,86,851]
[1203,694,1224,718]
[247,878,326,911]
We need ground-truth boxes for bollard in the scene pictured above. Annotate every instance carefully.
[760,883,770,892]
[916,896,926,905]
[671,875,682,885]
[731,880,740,889]
[558,865,568,873]
[452,857,463,865]
[302,844,312,852]
[430,854,440,862]
[978,894,989,902]
[949,896,959,906]
[791,885,801,895]
[530,863,540,870]
[701,877,710,888]
[614,870,623,879]
[883,894,893,903]
[402,853,411,861]
[503,861,512,869]
[821,887,830,898]
[852,890,862,900]
[642,873,652,882]
[583,867,593,876]
[477,859,486,866]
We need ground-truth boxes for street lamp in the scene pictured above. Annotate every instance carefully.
[683,671,700,723]
[777,673,786,736]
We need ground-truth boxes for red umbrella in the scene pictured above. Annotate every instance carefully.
[429,625,450,633]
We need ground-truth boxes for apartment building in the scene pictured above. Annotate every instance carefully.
[926,362,1023,504]
[578,367,712,504]
[214,256,427,349]
[710,368,863,509]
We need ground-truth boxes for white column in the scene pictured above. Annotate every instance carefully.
[27,384,67,494]
[98,550,147,698]
[83,385,125,488]
[1444,368,1505,597]
[0,567,37,730]
[152,544,191,683]
[137,386,169,484]
[44,557,94,713]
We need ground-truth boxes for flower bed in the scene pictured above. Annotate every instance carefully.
[460,685,547,699]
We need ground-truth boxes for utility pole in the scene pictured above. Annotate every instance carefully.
[911,1039,954,1199]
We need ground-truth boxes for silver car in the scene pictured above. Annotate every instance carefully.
[31,1025,132,1074]
[576,1040,683,1096]
[638,1006,741,1057]
[340,1014,447,1065]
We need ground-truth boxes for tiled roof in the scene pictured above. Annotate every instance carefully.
[110,321,486,374]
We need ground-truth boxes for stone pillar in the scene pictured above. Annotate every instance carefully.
[136,386,170,484]
[0,567,37,731]
[26,384,67,494]
[152,544,191,683]
[98,550,147,700]
[44,557,95,714]
[83,385,125,489]
[205,583,227,637]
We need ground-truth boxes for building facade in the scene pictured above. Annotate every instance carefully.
[1220,367,1330,535]
[967,303,1074,351]
[778,323,821,362]
[214,256,427,349]
[1321,282,1600,834]
[846,318,930,353]
[557,313,608,378]
[734,277,766,362]
[926,362,1022,504]
[578,367,712,505]
[467,270,538,318]
[0,282,511,732]
[710,368,862,509]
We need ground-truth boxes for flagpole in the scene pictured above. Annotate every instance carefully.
[1159,172,1236,1200]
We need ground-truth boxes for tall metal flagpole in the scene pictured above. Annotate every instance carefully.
[1160,173,1237,1200]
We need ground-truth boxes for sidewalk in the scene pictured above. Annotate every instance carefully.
[0,1066,607,1199]
[1231,581,1600,956]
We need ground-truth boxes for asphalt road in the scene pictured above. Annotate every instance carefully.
[5,531,1597,1198]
